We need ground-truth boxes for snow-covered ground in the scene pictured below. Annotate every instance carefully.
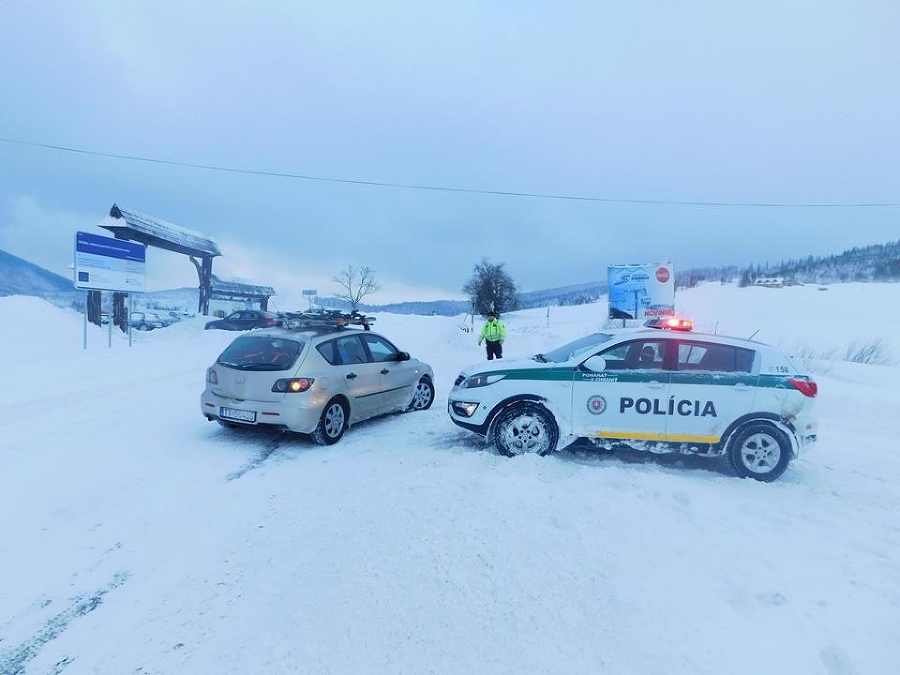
[1,282,898,675]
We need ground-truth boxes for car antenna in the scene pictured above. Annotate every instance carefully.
[748,328,760,340]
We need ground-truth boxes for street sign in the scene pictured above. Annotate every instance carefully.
[301,289,318,296]
[74,231,147,292]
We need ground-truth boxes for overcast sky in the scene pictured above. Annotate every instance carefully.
[1,1,898,301]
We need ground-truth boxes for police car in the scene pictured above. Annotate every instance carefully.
[448,317,818,482]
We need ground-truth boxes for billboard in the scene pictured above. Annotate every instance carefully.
[74,231,147,292]
[608,262,675,320]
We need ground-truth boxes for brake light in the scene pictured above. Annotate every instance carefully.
[272,377,314,393]
[788,376,817,397]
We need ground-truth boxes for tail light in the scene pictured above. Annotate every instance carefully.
[788,376,817,397]
[272,378,314,393]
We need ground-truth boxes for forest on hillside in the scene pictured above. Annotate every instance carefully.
[678,239,900,290]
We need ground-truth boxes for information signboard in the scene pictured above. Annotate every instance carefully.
[607,262,675,320]
[74,231,146,292]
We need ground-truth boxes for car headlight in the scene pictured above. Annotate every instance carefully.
[462,373,506,389]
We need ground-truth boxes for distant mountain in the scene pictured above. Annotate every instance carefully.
[677,240,900,289]
[3,239,898,316]
[0,249,75,297]
[518,281,607,309]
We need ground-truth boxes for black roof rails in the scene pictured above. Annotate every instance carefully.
[280,309,376,331]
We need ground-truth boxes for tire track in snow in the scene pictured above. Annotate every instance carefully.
[0,571,130,675]
[225,436,283,481]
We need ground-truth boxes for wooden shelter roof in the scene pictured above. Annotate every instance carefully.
[98,204,222,258]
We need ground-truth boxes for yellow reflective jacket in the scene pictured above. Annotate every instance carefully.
[478,318,507,342]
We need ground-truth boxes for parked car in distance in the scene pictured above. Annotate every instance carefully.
[448,316,818,482]
[130,311,166,331]
[166,310,195,322]
[204,310,281,331]
[201,314,435,444]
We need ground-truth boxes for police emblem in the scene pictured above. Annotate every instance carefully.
[586,395,607,414]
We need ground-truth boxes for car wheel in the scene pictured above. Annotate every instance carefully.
[727,421,792,482]
[406,377,435,412]
[312,399,347,445]
[492,402,559,457]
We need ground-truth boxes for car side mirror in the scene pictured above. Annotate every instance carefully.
[397,351,411,361]
[582,355,607,372]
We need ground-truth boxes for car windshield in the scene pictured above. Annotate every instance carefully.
[217,335,305,371]
[535,332,614,363]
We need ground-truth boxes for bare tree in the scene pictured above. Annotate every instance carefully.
[332,264,381,311]
[462,258,519,315]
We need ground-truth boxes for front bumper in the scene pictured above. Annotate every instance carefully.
[447,395,492,435]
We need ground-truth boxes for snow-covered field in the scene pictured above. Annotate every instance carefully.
[1,282,898,675]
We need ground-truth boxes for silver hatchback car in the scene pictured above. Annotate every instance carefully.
[201,321,434,444]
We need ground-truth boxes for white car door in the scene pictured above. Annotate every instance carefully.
[571,338,673,443]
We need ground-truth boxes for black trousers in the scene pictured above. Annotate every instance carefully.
[486,340,503,360]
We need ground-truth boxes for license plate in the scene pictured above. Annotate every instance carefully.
[220,407,257,423]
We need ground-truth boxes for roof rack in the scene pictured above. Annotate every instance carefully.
[280,309,376,331]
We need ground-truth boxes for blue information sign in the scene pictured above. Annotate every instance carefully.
[74,231,147,291]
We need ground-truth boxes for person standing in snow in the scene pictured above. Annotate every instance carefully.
[477,311,506,360]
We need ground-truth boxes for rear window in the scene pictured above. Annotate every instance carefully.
[217,335,304,370]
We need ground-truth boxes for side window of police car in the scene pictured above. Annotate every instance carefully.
[600,340,668,371]
[677,342,754,373]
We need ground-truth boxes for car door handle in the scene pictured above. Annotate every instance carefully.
[346,373,357,379]
[380,369,390,374]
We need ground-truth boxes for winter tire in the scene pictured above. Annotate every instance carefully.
[492,402,559,457]
[728,421,792,482]
[407,377,435,412]
[312,399,347,445]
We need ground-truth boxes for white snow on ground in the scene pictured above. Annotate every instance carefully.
[1,282,898,675]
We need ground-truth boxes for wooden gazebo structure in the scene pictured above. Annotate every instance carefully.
[99,204,223,316]
[209,274,276,311]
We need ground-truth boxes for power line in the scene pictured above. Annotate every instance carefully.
[2,136,898,208]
